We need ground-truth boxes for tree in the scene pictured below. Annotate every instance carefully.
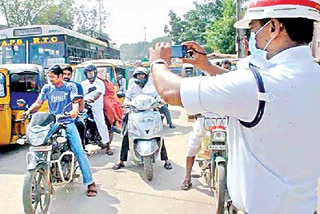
[205,0,236,54]
[164,1,223,46]
[73,3,109,36]
[34,0,74,29]
[0,0,55,28]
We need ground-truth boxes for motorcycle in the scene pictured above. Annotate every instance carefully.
[125,94,164,181]
[22,102,80,214]
[80,102,113,149]
[196,115,229,214]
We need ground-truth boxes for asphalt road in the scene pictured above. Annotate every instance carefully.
[1,106,319,214]
[0,106,215,214]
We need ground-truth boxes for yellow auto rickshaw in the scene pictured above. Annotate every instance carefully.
[0,64,48,146]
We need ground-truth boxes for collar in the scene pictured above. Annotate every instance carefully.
[269,45,313,64]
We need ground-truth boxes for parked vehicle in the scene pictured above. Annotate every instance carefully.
[125,94,164,180]
[0,64,47,146]
[22,101,80,214]
[196,115,229,214]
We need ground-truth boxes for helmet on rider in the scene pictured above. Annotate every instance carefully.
[133,67,148,88]
[234,0,320,29]
[84,64,97,80]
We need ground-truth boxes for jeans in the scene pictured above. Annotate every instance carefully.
[159,104,173,125]
[49,122,93,185]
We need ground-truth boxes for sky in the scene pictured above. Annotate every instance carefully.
[91,0,199,45]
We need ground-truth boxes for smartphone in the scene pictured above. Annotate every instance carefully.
[171,45,188,58]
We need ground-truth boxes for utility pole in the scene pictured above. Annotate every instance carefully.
[98,0,102,33]
[236,0,243,58]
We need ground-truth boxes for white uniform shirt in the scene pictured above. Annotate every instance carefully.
[81,78,105,108]
[180,46,320,214]
[124,77,160,103]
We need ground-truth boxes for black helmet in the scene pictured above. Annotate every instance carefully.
[84,64,97,80]
[133,67,148,88]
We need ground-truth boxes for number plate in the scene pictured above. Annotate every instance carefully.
[29,145,52,152]
[208,144,227,150]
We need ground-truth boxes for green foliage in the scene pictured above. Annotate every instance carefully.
[74,3,109,36]
[0,0,55,27]
[120,36,171,61]
[205,0,236,54]
[164,1,223,46]
[34,0,74,29]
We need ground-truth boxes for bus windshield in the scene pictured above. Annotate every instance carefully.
[30,42,65,68]
[0,45,26,64]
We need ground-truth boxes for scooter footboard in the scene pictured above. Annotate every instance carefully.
[135,139,159,157]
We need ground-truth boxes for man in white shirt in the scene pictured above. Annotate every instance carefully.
[149,1,320,213]
[113,67,172,170]
[81,64,110,147]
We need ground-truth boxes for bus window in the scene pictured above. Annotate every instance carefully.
[0,44,26,64]
[0,73,5,97]
[30,43,65,68]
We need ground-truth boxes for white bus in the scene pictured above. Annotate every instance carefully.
[0,25,120,68]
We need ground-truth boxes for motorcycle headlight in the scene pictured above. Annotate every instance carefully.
[212,131,226,142]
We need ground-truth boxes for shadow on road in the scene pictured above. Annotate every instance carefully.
[49,182,119,214]
[0,144,28,175]
[163,124,193,137]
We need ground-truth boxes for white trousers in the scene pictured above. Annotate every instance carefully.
[92,104,110,144]
[187,117,204,157]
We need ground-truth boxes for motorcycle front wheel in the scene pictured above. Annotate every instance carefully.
[23,163,51,214]
[144,155,153,181]
[214,162,226,214]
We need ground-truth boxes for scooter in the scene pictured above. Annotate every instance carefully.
[196,115,229,214]
[125,94,164,181]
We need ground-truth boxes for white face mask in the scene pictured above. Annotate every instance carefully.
[249,20,275,59]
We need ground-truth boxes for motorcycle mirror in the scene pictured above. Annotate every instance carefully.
[117,92,125,98]
[16,99,27,108]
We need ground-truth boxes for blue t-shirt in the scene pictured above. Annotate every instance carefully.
[39,82,78,115]
[70,80,84,96]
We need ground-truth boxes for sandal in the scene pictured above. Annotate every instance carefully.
[87,182,97,197]
[105,147,114,155]
[181,180,192,191]
[164,162,173,170]
[113,163,125,170]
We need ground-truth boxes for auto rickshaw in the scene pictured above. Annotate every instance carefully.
[74,59,128,102]
[0,64,48,146]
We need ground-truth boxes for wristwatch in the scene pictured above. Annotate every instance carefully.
[150,59,168,72]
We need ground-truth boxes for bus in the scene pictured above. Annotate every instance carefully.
[0,25,120,68]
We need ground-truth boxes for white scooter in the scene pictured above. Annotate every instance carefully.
[125,94,164,181]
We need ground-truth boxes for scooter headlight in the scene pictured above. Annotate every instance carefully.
[212,131,226,142]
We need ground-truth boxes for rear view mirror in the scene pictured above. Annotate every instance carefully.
[117,92,125,98]
[16,99,27,108]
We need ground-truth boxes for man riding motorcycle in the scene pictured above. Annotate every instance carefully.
[22,64,97,197]
[113,67,172,170]
[81,64,111,153]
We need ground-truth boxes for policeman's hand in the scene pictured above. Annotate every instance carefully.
[70,109,79,118]
[149,42,171,66]
[181,41,210,71]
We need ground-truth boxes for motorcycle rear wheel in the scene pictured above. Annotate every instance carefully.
[144,155,153,181]
[214,162,226,214]
[23,163,51,214]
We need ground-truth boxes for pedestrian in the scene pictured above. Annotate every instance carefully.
[149,0,320,213]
